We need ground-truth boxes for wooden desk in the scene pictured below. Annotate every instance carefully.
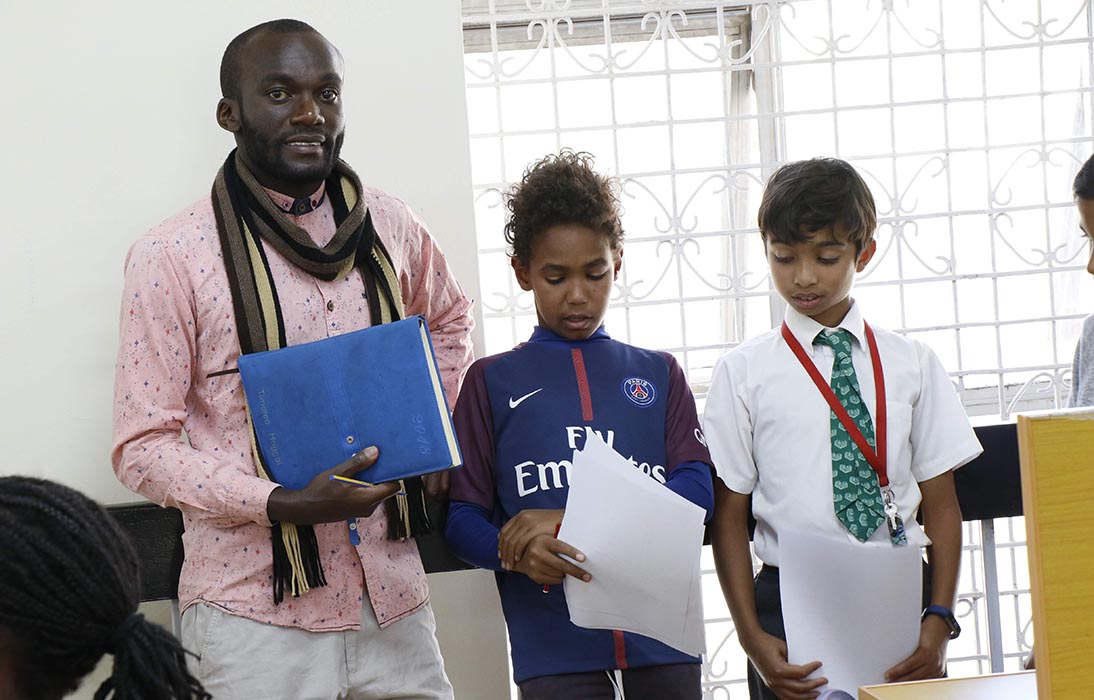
[859,671,1036,699]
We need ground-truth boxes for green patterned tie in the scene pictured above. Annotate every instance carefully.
[813,329,885,541]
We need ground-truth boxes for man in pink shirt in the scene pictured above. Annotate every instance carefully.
[111,19,473,699]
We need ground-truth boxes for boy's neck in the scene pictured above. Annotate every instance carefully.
[808,297,853,328]
[531,325,610,344]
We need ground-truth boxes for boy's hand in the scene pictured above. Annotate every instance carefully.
[498,508,565,570]
[511,533,590,585]
[744,631,826,700]
[884,615,949,683]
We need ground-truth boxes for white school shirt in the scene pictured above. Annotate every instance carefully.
[703,301,983,566]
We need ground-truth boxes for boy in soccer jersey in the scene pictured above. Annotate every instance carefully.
[445,150,714,700]
[704,158,982,700]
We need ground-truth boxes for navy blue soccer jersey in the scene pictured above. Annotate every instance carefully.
[445,326,713,683]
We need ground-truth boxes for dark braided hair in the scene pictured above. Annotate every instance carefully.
[505,149,624,265]
[0,477,209,700]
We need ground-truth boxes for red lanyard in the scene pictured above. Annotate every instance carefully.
[781,321,889,487]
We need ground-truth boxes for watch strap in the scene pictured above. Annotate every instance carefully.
[922,604,961,639]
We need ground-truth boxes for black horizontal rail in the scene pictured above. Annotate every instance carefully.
[108,423,1021,602]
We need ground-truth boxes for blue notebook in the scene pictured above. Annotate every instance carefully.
[237,315,462,489]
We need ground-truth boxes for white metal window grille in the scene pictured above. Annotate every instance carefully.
[461,1,1093,696]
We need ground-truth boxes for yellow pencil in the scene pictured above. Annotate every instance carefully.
[329,474,377,487]
[329,473,406,496]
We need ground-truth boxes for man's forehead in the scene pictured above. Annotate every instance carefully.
[239,31,343,82]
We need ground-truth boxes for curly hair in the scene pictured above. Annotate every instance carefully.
[505,150,623,264]
[0,476,210,700]
[758,157,877,253]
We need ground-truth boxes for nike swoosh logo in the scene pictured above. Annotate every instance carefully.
[509,388,544,409]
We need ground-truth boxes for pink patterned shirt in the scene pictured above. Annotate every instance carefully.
[112,183,474,631]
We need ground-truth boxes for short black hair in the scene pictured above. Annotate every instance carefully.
[220,19,321,99]
[0,477,210,700]
[1074,152,1094,200]
[758,157,877,253]
[505,149,624,265]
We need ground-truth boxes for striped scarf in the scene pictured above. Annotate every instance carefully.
[212,150,430,604]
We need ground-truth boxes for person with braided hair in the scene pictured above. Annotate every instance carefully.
[0,476,209,700]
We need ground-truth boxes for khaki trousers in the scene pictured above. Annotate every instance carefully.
[181,601,453,700]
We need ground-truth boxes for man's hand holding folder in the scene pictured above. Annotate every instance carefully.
[267,445,401,524]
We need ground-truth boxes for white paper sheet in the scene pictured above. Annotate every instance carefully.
[557,432,707,656]
[780,528,923,695]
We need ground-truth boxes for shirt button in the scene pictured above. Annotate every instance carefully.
[327,300,335,312]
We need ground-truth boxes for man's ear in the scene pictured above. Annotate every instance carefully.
[613,247,623,278]
[856,239,877,272]
[512,257,533,291]
[217,98,241,133]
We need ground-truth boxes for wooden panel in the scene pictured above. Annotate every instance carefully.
[107,420,1023,603]
[954,422,1023,521]
[1017,408,1094,700]
[108,500,470,602]
[858,671,1035,700]
[108,503,184,601]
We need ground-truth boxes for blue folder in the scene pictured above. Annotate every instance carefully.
[237,315,462,489]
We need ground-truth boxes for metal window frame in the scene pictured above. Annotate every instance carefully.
[461,0,1091,692]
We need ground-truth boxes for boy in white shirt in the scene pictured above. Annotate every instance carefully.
[704,158,983,700]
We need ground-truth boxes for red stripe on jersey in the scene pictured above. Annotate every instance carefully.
[571,349,594,421]
[613,629,628,669]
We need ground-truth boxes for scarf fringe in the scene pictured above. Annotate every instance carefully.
[271,522,327,604]
[386,479,431,540]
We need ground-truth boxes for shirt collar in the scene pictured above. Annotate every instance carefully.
[782,300,866,356]
[263,182,327,216]
[528,325,611,345]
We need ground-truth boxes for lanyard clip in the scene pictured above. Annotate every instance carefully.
[882,488,908,547]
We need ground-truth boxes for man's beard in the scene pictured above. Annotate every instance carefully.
[237,117,345,185]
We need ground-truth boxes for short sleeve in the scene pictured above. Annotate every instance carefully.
[702,351,758,494]
[448,359,498,511]
[908,343,983,482]
[660,352,714,471]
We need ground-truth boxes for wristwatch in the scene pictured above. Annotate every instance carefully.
[922,604,961,639]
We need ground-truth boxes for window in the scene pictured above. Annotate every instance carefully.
[464,0,759,392]
[462,0,1093,693]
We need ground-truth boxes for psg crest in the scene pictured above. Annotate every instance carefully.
[621,376,657,407]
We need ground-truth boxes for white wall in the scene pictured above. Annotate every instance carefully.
[0,0,485,503]
[0,2,507,698]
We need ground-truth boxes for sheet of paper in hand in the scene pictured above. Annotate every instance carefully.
[780,527,922,694]
[558,432,706,656]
